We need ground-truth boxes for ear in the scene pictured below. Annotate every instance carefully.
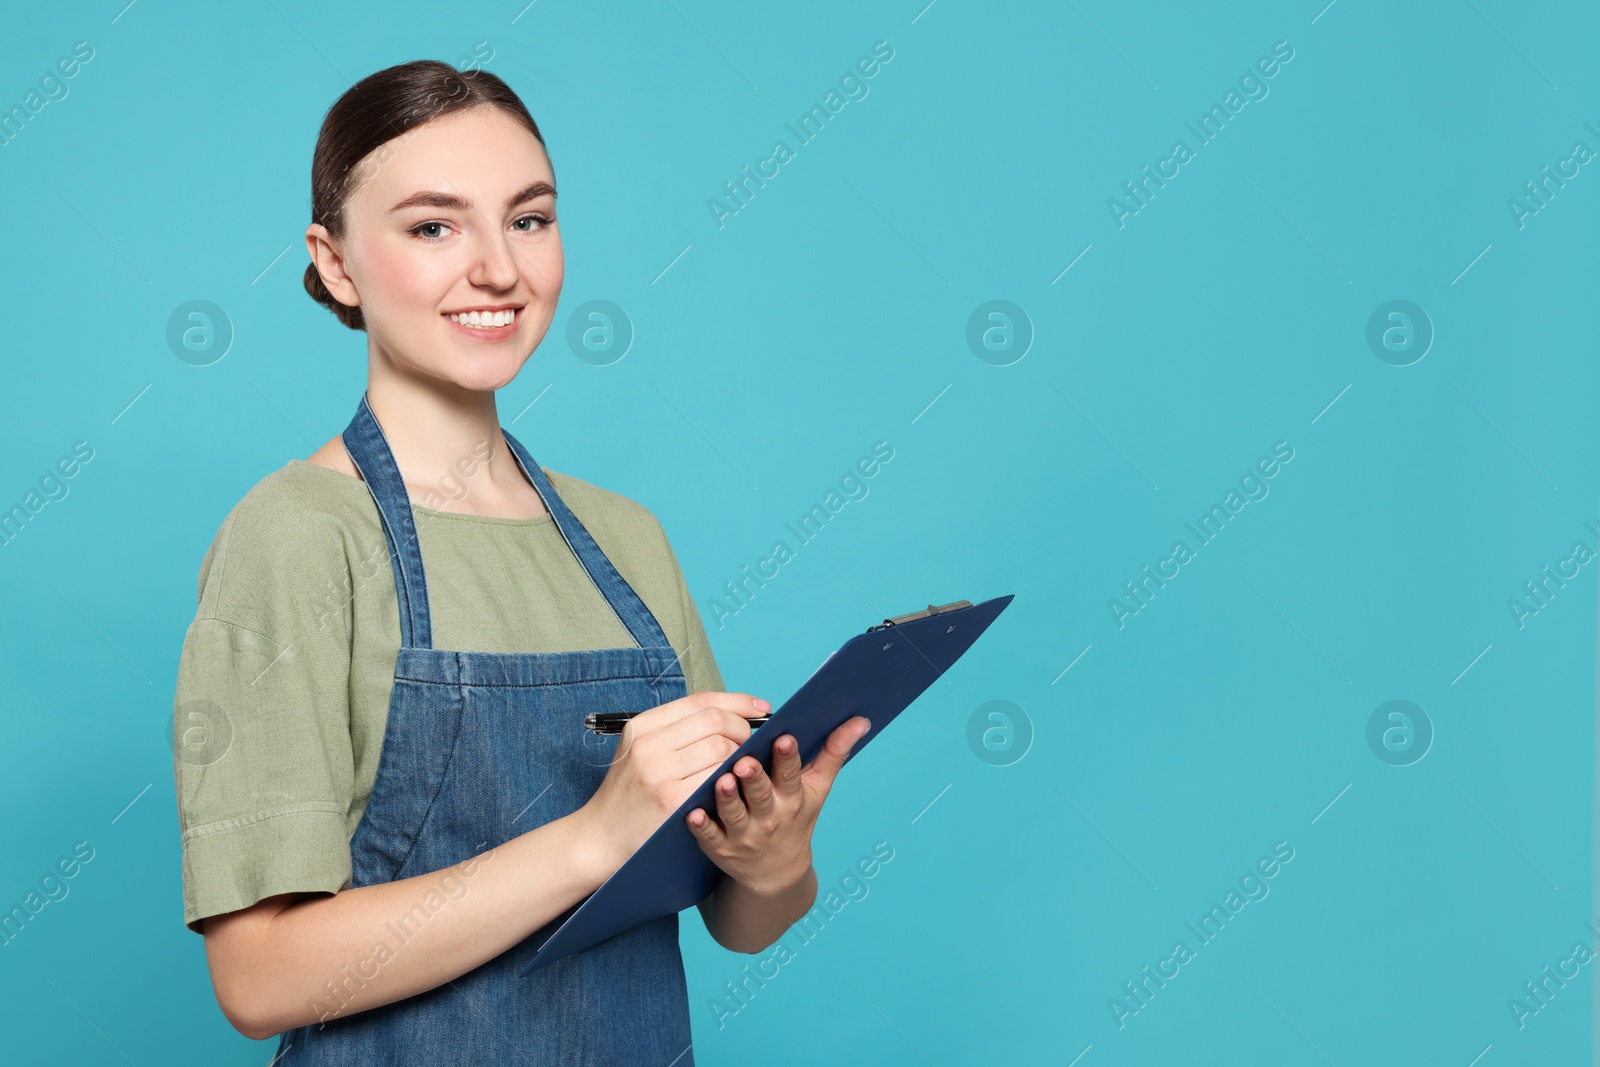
[306,223,361,309]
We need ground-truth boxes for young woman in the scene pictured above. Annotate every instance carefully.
[171,59,870,1064]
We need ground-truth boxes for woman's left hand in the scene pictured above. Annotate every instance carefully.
[686,716,871,896]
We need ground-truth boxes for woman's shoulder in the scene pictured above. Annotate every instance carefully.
[541,467,663,535]
[539,467,693,577]
[216,460,376,540]
[193,461,378,602]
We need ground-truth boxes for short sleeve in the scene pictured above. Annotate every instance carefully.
[173,483,361,934]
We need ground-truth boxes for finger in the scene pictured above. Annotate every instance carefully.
[659,705,756,756]
[617,694,755,760]
[735,755,776,817]
[649,691,771,728]
[770,734,803,798]
[687,806,760,889]
[713,770,749,829]
[686,806,728,851]
[802,716,871,798]
[665,733,743,785]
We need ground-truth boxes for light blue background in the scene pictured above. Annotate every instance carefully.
[0,0,1595,1063]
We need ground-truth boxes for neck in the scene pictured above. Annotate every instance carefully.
[364,371,523,510]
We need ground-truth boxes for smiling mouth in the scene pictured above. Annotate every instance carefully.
[445,308,519,330]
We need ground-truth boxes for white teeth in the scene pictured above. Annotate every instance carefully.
[449,309,517,327]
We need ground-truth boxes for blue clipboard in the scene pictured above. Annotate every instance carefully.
[519,592,1015,974]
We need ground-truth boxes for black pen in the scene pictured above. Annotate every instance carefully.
[584,711,771,735]
[583,711,771,735]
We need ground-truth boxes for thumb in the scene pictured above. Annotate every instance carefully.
[803,716,872,797]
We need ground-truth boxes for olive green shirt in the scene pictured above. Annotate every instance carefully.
[173,459,723,934]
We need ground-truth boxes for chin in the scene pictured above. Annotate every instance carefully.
[458,360,529,393]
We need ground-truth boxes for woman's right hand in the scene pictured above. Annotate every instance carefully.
[579,691,770,873]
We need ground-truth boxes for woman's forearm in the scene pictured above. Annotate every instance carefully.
[208,806,614,1040]
[703,864,819,954]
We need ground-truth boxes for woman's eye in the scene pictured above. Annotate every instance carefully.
[409,216,550,241]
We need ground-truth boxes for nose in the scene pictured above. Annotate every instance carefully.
[469,227,521,292]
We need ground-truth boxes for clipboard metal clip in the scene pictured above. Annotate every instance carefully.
[866,600,973,632]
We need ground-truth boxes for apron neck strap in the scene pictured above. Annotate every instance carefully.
[498,426,674,651]
[340,392,676,653]
[342,392,434,648]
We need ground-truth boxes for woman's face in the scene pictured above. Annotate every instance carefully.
[310,104,563,393]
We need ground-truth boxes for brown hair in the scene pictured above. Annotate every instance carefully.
[303,60,548,331]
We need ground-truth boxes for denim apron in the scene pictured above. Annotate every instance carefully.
[276,393,695,1066]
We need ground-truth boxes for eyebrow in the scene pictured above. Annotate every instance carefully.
[387,181,557,214]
